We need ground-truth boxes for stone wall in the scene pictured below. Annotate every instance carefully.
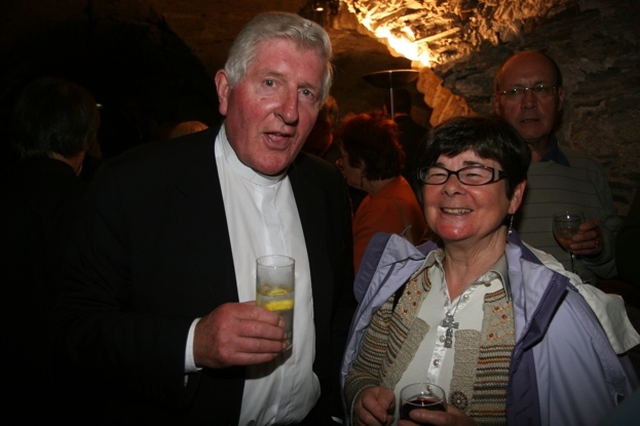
[432,0,640,215]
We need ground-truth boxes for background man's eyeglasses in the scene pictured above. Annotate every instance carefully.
[497,84,557,101]
[418,165,507,186]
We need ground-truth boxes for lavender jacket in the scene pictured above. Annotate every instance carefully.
[341,231,638,425]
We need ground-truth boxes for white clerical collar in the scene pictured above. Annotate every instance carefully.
[217,123,287,187]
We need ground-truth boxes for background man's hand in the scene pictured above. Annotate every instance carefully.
[571,219,603,257]
[193,301,287,368]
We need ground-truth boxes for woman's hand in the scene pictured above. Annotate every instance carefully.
[354,386,396,426]
[398,403,479,426]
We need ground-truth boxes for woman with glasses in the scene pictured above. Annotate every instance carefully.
[335,110,426,272]
[342,115,638,425]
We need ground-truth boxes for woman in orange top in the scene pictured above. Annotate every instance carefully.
[336,110,427,272]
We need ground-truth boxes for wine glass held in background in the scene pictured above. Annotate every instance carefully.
[399,383,447,426]
[552,211,585,273]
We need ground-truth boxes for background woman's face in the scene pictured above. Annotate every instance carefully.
[422,150,524,246]
[337,146,365,189]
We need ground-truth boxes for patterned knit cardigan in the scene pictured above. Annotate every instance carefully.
[344,265,515,425]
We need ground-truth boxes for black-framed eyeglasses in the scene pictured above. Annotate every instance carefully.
[418,165,507,186]
[497,84,557,101]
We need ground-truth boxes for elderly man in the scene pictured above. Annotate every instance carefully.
[54,12,354,424]
[493,50,621,283]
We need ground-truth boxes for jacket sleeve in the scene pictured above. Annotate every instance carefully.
[533,286,638,425]
[344,295,395,424]
[53,160,193,413]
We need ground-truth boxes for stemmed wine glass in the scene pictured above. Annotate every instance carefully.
[399,383,447,426]
[552,211,585,273]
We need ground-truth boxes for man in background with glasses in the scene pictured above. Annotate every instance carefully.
[493,50,621,284]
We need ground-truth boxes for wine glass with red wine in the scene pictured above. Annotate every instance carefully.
[399,383,447,425]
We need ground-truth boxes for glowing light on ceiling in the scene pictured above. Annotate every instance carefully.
[361,14,432,67]
[342,0,576,69]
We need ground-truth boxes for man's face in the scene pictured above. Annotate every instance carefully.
[215,38,325,176]
[493,52,565,148]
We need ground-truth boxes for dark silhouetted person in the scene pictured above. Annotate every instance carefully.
[384,88,430,192]
[616,191,640,287]
[302,95,340,164]
[0,76,99,419]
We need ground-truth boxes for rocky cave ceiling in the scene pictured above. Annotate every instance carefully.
[339,0,576,69]
[0,0,597,148]
[0,0,582,102]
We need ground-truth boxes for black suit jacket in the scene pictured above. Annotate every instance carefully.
[54,127,355,425]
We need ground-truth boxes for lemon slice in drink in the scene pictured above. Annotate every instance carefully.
[265,288,290,297]
[261,288,294,311]
[264,299,294,311]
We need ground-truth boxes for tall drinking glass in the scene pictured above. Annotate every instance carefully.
[256,255,295,350]
[552,211,585,273]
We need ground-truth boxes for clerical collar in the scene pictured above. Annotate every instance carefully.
[540,134,571,166]
[217,123,287,186]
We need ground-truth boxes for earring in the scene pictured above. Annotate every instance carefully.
[507,214,514,237]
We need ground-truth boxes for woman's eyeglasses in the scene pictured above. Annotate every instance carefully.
[418,165,506,186]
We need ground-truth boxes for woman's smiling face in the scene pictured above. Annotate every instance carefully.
[422,149,524,247]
